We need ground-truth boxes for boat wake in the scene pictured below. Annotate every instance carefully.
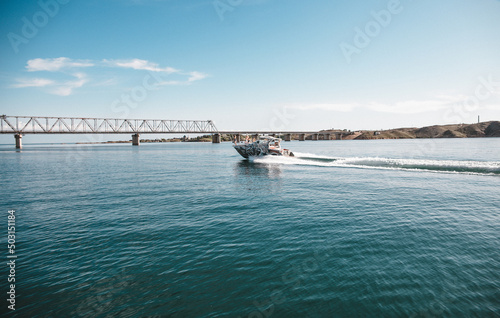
[252,152,500,176]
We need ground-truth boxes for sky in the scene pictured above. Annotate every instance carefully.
[1,0,500,143]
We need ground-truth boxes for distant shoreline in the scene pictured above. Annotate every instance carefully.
[340,121,500,140]
[75,135,221,144]
[74,121,500,144]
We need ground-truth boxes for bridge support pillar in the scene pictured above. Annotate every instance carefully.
[235,134,241,143]
[212,133,221,143]
[132,133,140,146]
[336,133,342,140]
[324,133,331,140]
[312,134,318,140]
[14,134,22,149]
[299,134,305,141]
[284,134,291,141]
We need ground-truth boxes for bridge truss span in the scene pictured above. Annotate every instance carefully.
[0,115,219,134]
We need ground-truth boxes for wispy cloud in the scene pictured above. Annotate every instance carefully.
[365,94,478,114]
[287,95,491,115]
[27,57,94,72]
[187,71,209,82]
[155,71,210,86]
[11,78,54,88]
[105,59,207,85]
[12,73,88,96]
[366,99,455,114]
[13,57,208,96]
[49,73,88,96]
[104,58,179,73]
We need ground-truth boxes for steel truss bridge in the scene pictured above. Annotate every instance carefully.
[0,115,218,135]
[1,115,346,148]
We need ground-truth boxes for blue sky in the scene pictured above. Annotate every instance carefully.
[1,0,500,143]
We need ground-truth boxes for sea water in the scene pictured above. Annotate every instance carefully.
[0,138,499,317]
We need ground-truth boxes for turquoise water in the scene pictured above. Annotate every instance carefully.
[1,138,499,317]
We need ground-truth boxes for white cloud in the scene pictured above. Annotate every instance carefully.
[11,78,54,88]
[155,71,209,86]
[286,95,488,115]
[365,94,494,114]
[27,57,94,72]
[187,71,208,82]
[14,57,208,96]
[12,73,88,96]
[49,73,88,96]
[366,99,452,114]
[105,58,179,73]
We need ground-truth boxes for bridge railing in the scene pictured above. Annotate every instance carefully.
[0,115,219,134]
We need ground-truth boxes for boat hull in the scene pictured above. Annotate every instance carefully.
[234,141,294,159]
[234,143,269,158]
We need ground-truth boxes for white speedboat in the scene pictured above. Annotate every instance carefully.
[234,136,294,159]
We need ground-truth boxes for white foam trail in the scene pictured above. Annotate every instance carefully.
[292,152,337,159]
[251,154,500,176]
